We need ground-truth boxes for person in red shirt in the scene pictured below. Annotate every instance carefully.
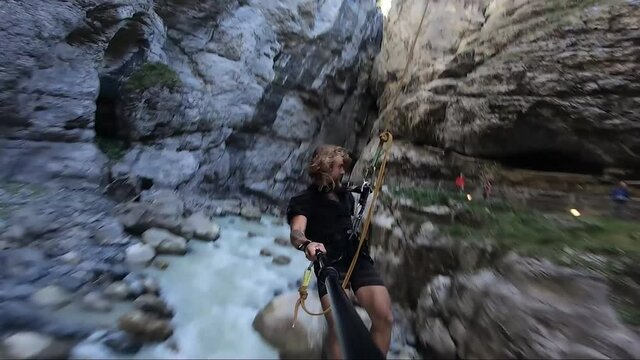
[455,172,465,193]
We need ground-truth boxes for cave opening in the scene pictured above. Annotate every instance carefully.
[95,77,120,139]
[94,77,129,159]
[498,150,604,175]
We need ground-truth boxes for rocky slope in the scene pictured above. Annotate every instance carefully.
[370,193,640,359]
[0,0,382,202]
[357,0,640,184]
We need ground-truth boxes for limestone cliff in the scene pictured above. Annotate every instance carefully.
[0,0,382,202]
[359,0,640,184]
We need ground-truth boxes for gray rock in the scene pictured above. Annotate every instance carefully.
[240,204,262,220]
[81,292,113,313]
[125,243,156,265]
[2,332,72,360]
[142,277,160,295]
[104,281,131,300]
[141,228,187,255]
[102,330,142,355]
[416,254,640,359]
[151,259,169,270]
[94,220,128,246]
[30,285,72,309]
[112,147,199,189]
[181,212,220,241]
[118,310,173,342]
[59,251,82,265]
[0,141,106,189]
[133,294,173,318]
[368,0,640,177]
[260,248,273,257]
[272,255,291,266]
[117,193,185,236]
[274,237,290,247]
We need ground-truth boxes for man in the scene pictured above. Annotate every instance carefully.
[611,180,631,218]
[286,144,393,359]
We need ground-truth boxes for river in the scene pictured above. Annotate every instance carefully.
[72,215,310,359]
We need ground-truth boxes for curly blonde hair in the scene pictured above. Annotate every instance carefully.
[308,145,352,190]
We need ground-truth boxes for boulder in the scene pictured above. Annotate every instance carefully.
[272,255,291,266]
[81,292,113,312]
[125,243,156,266]
[181,212,220,240]
[118,310,173,342]
[30,285,72,309]
[2,332,72,360]
[141,228,187,255]
[416,255,640,359]
[104,281,131,300]
[253,291,372,358]
[260,248,273,257]
[133,294,173,318]
[240,204,262,220]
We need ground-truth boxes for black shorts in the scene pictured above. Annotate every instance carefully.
[313,254,385,299]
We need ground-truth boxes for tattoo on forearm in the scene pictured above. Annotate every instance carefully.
[290,230,308,247]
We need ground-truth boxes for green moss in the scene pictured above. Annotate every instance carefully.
[125,62,181,91]
[393,186,640,263]
[95,137,127,160]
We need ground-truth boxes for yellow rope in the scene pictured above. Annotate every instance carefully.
[291,1,429,328]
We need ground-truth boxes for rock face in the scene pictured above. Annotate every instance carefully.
[417,254,640,359]
[0,0,383,203]
[359,0,640,180]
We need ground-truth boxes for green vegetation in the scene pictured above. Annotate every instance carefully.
[95,136,127,160]
[392,187,640,263]
[393,186,640,326]
[125,62,181,91]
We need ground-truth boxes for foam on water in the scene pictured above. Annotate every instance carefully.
[73,215,311,359]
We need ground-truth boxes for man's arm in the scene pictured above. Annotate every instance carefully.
[290,215,310,249]
[289,215,326,261]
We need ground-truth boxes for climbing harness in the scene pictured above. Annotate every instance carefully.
[291,0,430,329]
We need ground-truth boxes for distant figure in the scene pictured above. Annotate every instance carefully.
[455,173,465,193]
[483,178,493,200]
[610,181,631,218]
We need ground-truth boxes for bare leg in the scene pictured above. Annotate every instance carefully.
[321,294,342,359]
[355,285,393,357]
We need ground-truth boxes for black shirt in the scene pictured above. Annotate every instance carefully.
[286,185,356,263]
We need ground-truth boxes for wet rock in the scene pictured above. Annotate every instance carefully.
[55,271,92,292]
[94,220,129,246]
[141,228,187,255]
[102,330,142,355]
[58,251,81,265]
[260,248,273,257]
[253,292,326,359]
[240,205,261,220]
[272,255,291,266]
[118,310,173,342]
[142,277,160,295]
[104,282,130,300]
[125,243,155,265]
[2,332,72,360]
[81,292,113,313]
[112,147,198,189]
[416,255,640,359]
[128,281,146,298]
[133,294,173,318]
[117,202,182,236]
[417,317,455,359]
[30,285,72,309]
[152,259,169,270]
[181,212,220,241]
[274,237,289,247]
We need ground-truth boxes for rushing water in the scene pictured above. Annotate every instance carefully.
[73,215,311,359]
